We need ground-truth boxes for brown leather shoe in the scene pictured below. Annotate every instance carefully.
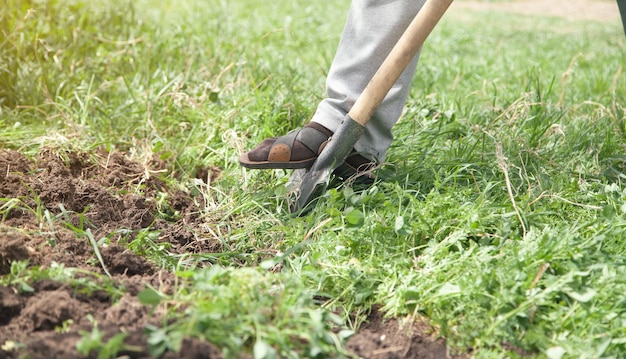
[239,122,376,180]
[239,122,332,169]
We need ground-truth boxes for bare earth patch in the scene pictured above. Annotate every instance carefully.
[346,307,464,359]
[454,0,620,22]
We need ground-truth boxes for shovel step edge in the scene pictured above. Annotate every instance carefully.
[290,115,366,214]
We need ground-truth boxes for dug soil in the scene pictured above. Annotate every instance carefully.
[0,148,461,358]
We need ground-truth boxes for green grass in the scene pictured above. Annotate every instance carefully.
[2,0,626,357]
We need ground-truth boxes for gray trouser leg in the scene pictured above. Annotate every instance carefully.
[311,0,426,163]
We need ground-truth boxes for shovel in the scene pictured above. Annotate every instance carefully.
[289,0,454,214]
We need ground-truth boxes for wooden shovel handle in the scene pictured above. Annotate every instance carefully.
[348,0,453,125]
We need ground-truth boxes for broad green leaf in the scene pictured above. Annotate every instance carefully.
[394,216,405,233]
[138,288,162,306]
[565,288,597,303]
[345,209,364,226]
[436,283,460,296]
[546,346,566,359]
[253,340,277,359]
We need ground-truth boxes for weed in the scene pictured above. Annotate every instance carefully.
[2,260,37,294]
[0,260,124,301]
[77,315,141,359]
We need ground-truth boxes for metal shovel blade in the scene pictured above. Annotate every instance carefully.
[289,115,365,214]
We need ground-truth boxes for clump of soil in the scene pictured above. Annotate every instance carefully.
[346,306,464,359]
[0,147,458,358]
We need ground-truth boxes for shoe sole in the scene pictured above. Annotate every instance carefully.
[238,153,315,169]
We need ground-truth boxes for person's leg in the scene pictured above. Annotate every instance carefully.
[240,0,425,169]
[312,0,426,163]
